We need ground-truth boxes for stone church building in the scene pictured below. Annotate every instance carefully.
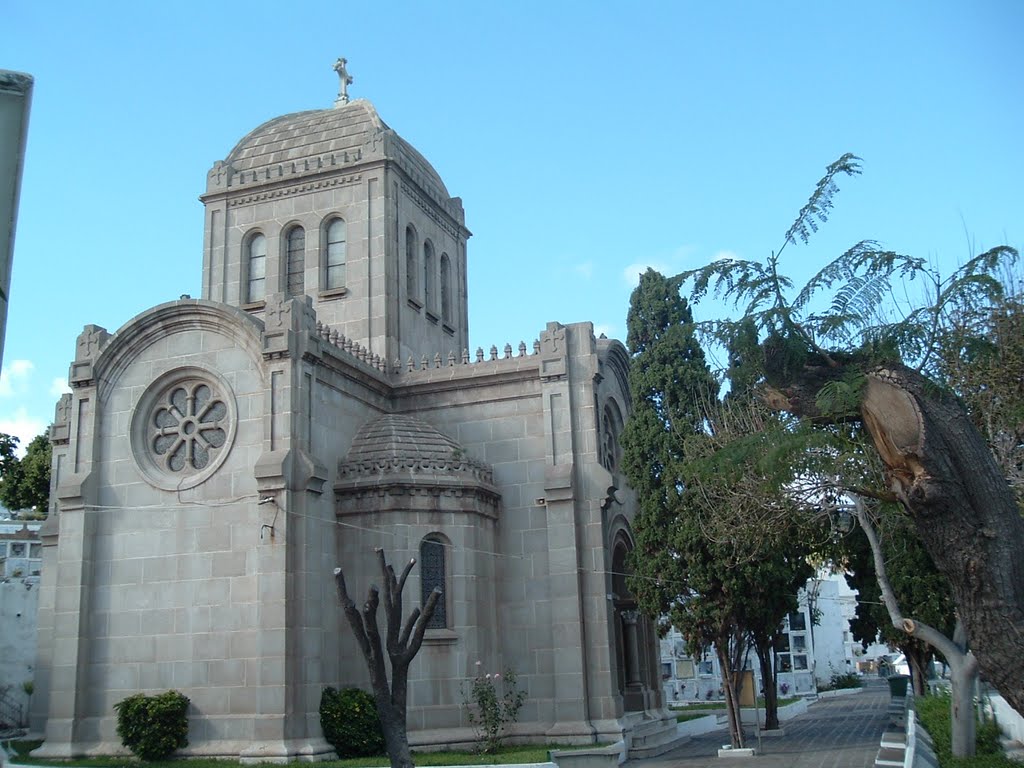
[31,63,671,760]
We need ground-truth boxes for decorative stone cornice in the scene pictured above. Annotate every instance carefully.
[337,455,494,485]
[399,180,466,240]
[227,172,362,207]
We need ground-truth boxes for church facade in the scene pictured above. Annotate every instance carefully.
[32,65,669,761]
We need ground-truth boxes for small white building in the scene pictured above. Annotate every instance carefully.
[0,519,42,728]
[805,572,860,686]
[658,571,860,703]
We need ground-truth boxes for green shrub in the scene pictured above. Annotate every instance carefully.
[319,687,385,758]
[830,671,862,690]
[916,692,1009,767]
[819,668,862,692]
[113,690,190,761]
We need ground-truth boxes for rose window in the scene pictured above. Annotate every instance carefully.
[150,382,229,472]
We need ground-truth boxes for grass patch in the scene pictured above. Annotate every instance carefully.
[915,693,1013,768]
[8,742,592,768]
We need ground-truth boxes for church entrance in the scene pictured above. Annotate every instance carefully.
[611,534,657,712]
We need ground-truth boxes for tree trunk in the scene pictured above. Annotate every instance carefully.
[754,637,780,731]
[767,362,1024,716]
[716,636,746,749]
[333,552,441,768]
[378,699,414,768]
[947,652,979,758]
[904,645,928,697]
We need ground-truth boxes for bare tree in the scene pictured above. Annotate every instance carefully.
[333,549,441,768]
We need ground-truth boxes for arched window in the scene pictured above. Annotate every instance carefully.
[324,218,347,290]
[600,400,624,473]
[420,536,447,629]
[285,226,305,297]
[440,253,452,324]
[423,240,435,312]
[406,225,418,299]
[246,232,267,304]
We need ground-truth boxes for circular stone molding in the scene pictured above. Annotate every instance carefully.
[131,367,238,491]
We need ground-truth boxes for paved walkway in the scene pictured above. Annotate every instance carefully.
[630,679,891,768]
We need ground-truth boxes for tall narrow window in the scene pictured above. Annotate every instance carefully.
[246,233,267,303]
[406,225,418,299]
[423,240,435,312]
[440,253,452,324]
[420,537,447,629]
[324,218,347,290]
[285,226,305,297]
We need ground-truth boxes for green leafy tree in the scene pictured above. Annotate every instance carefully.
[671,153,1024,721]
[679,397,820,731]
[0,433,51,515]
[621,269,817,741]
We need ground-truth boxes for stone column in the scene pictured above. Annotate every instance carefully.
[621,610,642,686]
[33,326,108,757]
[539,323,595,740]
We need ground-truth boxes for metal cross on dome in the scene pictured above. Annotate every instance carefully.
[333,57,353,106]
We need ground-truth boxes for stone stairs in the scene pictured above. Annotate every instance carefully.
[626,712,690,759]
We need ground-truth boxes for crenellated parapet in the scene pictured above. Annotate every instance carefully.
[392,338,540,375]
[206,152,363,195]
[337,453,495,487]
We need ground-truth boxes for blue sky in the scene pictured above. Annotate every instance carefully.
[3,1,1022,449]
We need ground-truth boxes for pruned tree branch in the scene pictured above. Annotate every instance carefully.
[851,497,976,670]
[334,550,441,768]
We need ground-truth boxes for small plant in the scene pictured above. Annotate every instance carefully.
[22,680,33,696]
[828,670,861,690]
[779,681,790,695]
[319,687,385,758]
[113,690,190,760]
[463,663,527,754]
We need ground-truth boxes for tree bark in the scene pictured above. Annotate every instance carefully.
[767,362,1024,717]
[716,632,746,749]
[753,637,780,731]
[334,550,441,768]
[902,644,929,697]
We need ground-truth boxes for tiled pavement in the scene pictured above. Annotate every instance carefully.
[630,679,892,768]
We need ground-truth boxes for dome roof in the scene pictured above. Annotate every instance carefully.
[218,99,450,199]
[346,413,464,466]
[337,414,495,489]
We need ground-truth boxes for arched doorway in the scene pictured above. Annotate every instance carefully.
[610,532,658,712]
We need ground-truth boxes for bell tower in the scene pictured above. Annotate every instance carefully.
[199,59,471,365]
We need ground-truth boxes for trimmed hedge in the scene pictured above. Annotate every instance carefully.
[320,687,385,758]
[113,690,190,761]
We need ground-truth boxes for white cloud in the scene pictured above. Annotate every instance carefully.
[50,377,71,397]
[712,249,740,263]
[622,262,669,287]
[621,245,700,288]
[573,262,593,280]
[0,359,35,398]
[0,408,46,454]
